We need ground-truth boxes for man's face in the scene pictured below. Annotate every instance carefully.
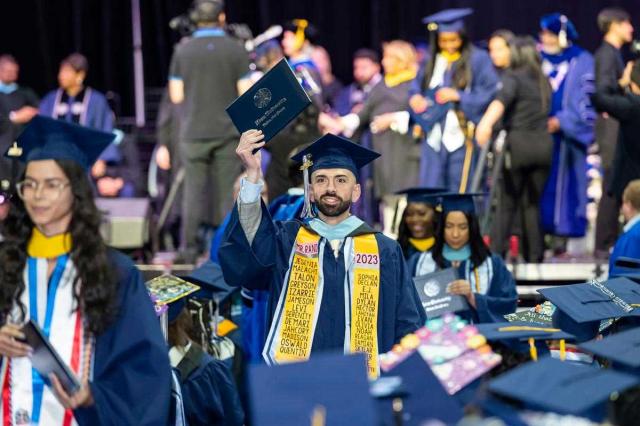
[0,61,18,84]
[353,57,380,86]
[612,20,634,43]
[310,168,360,218]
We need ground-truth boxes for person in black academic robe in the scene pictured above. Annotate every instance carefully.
[219,131,426,363]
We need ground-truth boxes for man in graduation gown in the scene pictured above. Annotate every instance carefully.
[538,14,596,238]
[219,130,425,376]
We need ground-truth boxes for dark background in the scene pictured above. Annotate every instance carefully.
[0,0,637,121]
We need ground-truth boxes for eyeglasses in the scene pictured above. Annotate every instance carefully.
[15,179,70,200]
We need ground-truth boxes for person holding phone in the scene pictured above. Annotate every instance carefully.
[0,116,171,425]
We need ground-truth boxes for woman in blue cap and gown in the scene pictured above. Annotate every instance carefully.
[219,130,425,377]
[0,116,171,425]
[409,8,498,192]
[538,13,596,239]
[411,193,517,323]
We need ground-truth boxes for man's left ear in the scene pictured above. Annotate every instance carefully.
[352,183,362,203]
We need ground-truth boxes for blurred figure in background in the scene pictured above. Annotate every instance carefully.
[312,45,343,109]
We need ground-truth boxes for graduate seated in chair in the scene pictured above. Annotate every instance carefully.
[168,297,244,426]
[608,180,640,277]
[0,116,171,425]
[411,193,517,323]
[219,131,426,376]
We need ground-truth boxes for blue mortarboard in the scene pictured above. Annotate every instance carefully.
[167,298,186,323]
[579,327,640,374]
[540,13,579,41]
[489,356,640,417]
[421,8,473,33]
[476,322,575,342]
[379,352,464,425]
[439,192,486,214]
[249,352,378,426]
[395,187,447,204]
[290,133,380,177]
[179,260,237,303]
[539,278,640,342]
[4,115,115,171]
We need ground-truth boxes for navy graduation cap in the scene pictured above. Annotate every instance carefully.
[476,322,574,342]
[180,260,236,303]
[489,356,640,417]
[422,8,473,33]
[395,187,447,204]
[579,327,640,374]
[291,133,380,177]
[439,192,486,214]
[5,115,115,170]
[249,352,378,426]
[539,278,640,342]
[379,351,464,425]
[540,13,579,41]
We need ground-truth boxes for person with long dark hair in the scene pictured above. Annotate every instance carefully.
[0,117,171,424]
[395,187,444,262]
[409,8,498,192]
[412,193,517,323]
[476,36,553,262]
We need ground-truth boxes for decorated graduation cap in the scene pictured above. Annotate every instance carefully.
[488,356,640,418]
[540,13,579,48]
[579,327,640,375]
[249,352,377,426]
[539,278,640,342]
[439,192,486,214]
[291,133,380,218]
[421,8,473,33]
[4,115,115,171]
[395,187,447,204]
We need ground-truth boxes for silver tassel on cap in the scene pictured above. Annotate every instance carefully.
[300,154,316,219]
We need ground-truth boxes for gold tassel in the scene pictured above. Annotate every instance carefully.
[559,339,566,361]
[529,338,538,361]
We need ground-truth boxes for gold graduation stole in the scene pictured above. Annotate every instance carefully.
[268,226,381,378]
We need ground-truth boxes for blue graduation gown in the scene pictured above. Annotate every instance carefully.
[609,220,640,277]
[218,202,426,356]
[410,252,517,323]
[176,345,244,426]
[412,48,498,191]
[540,46,596,237]
[73,250,171,425]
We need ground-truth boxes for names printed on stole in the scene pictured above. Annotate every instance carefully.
[351,269,380,374]
[278,256,319,358]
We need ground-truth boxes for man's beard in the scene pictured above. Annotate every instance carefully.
[315,193,352,217]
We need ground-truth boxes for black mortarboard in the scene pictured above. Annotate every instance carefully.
[283,19,319,43]
[5,115,115,170]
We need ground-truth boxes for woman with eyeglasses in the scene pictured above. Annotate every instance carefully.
[0,117,171,425]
